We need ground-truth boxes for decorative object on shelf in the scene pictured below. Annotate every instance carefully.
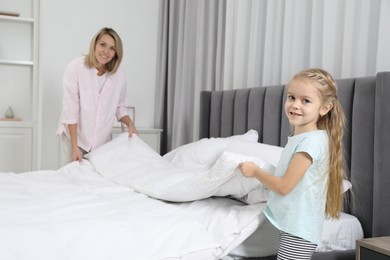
[0,106,21,121]
[0,11,20,17]
[5,106,15,118]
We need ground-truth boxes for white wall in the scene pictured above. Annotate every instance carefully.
[39,0,159,169]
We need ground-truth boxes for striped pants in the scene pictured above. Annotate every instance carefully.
[277,231,317,260]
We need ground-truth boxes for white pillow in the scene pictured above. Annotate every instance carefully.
[224,140,283,204]
[316,212,363,252]
[214,152,276,198]
[229,212,363,257]
[342,179,352,193]
[163,129,259,170]
[224,139,283,167]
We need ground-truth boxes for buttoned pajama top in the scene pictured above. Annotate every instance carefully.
[57,57,128,152]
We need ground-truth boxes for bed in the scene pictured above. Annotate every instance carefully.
[0,129,276,260]
[199,71,390,259]
[1,72,389,260]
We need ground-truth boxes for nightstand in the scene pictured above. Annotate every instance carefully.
[356,236,390,260]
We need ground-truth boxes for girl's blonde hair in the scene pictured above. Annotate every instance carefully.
[291,68,346,219]
[84,27,123,74]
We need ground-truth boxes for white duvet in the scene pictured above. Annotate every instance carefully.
[0,134,270,260]
[85,134,274,202]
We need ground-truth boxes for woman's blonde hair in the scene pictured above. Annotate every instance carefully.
[84,27,123,74]
[291,68,346,219]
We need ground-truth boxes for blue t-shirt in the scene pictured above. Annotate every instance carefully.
[264,130,329,244]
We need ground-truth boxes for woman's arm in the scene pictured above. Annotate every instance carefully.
[68,123,83,163]
[239,152,312,195]
[120,115,138,137]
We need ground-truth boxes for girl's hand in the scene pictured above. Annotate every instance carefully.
[238,161,259,177]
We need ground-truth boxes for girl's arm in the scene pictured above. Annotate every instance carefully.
[239,152,312,195]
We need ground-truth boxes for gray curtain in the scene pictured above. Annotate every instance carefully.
[155,0,390,153]
[154,0,227,154]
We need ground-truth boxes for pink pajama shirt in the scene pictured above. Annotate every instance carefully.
[57,57,128,152]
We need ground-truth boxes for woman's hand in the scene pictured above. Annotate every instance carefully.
[127,123,139,137]
[72,146,83,164]
[120,115,138,137]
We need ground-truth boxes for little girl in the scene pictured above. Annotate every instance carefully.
[239,68,345,259]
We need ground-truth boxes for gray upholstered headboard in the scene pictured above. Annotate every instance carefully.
[199,72,390,239]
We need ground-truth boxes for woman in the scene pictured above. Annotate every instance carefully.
[57,27,138,166]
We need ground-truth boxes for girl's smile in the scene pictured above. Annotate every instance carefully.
[288,111,302,117]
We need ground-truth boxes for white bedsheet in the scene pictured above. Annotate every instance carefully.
[0,160,267,260]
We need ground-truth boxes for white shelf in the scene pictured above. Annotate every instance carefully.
[0,15,33,24]
[0,0,39,172]
[0,121,33,128]
[0,59,33,66]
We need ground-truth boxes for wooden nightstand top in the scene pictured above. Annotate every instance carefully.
[356,236,390,256]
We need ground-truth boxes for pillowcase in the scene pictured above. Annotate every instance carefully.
[163,129,259,171]
[224,139,283,167]
[342,179,352,193]
[214,152,276,199]
[224,140,283,204]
